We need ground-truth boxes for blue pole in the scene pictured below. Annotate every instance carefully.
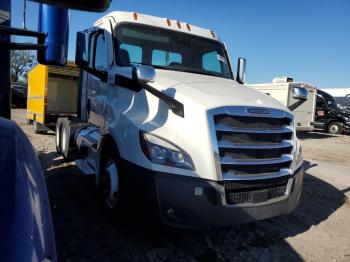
[0,0,11,119]
[38,3,69,65]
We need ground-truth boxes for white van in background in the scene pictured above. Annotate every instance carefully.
[248,77,316,131]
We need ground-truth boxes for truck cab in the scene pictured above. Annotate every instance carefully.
[56,11,305,228]
[314,89,350,134]
[248,77,317,132]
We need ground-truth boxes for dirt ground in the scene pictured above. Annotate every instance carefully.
[12,109,350,262]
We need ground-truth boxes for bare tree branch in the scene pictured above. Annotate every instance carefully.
[10,50,36,82]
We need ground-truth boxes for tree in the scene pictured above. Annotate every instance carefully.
[10,50,36,82]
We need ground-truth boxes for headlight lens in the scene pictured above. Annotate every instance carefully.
[140,132,195,170]
[294,138,303,169]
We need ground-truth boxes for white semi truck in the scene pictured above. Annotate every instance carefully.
[249,77,317,132]
[55,11,306,228]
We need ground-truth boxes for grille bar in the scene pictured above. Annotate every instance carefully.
[218,140,293,149]
[222,168,290,181]
[216,124,293,134]
[214,115,292,129]
[220,154,292,165]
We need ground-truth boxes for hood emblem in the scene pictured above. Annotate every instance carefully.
[247,108,270,114]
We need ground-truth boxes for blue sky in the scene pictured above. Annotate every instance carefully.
[11,0,350,87]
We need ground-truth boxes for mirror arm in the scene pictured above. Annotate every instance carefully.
[288,99,306,111]
[83,66,107,82]
[141,82,184,118]
[114,74,184,118]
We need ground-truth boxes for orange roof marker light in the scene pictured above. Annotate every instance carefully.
[133,12,138,20]
[186,23,191,31]
[210,30,216,38]
[166,18,171,26]
[176,20,181,29]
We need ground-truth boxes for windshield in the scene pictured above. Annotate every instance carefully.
[115,24,232,79]
[318,91,337,107]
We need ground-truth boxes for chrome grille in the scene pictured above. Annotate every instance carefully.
[214,109,294,177]
[210,107,294,206]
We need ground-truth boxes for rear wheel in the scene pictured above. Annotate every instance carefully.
[327,122,343,134]
[60,118,78,161]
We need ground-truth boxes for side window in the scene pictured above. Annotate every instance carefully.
[119,43,142,65]
[316,96,326,108]
[202,51,221,73]
[94,33,107,71]
[152,50,182,66]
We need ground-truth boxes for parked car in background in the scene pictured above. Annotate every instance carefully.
[314,89,350,134]
[11,82,27,108]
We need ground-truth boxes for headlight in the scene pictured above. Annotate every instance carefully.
[140,132,195,170]
[294,138,303,169]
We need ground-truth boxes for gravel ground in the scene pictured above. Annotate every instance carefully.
[12,109,350,262]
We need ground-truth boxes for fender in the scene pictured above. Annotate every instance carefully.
[324,116,348,131]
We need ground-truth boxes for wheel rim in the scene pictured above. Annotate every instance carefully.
[62,126,67,153]
[103,160,119,209]
[330,125,339,134]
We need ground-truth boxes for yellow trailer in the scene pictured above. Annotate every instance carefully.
[27,62,79,133]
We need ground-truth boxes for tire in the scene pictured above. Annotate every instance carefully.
[327,122,343,134]
[61,122,69,158]
[99,143,121,211]
[61,118,77,161]
[55,119,63,154]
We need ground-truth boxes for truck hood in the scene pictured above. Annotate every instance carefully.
[152,69,289,112]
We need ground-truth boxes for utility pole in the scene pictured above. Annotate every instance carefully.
[23,0,26,29]
[0,0,11,119]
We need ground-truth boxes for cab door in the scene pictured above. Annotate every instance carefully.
[86,30,109,127]
[314,94,328,129]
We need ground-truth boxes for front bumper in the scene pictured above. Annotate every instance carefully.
[120,159,304,229]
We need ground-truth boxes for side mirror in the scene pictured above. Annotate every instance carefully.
[132,65,156,84]
[292,87,308,100]
[236,57,246,84]
[75,31,89,69]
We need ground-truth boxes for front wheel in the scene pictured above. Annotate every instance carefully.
[327,122,343,134]
[99,145,121,210]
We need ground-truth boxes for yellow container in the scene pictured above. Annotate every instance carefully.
[26,62,79,130]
